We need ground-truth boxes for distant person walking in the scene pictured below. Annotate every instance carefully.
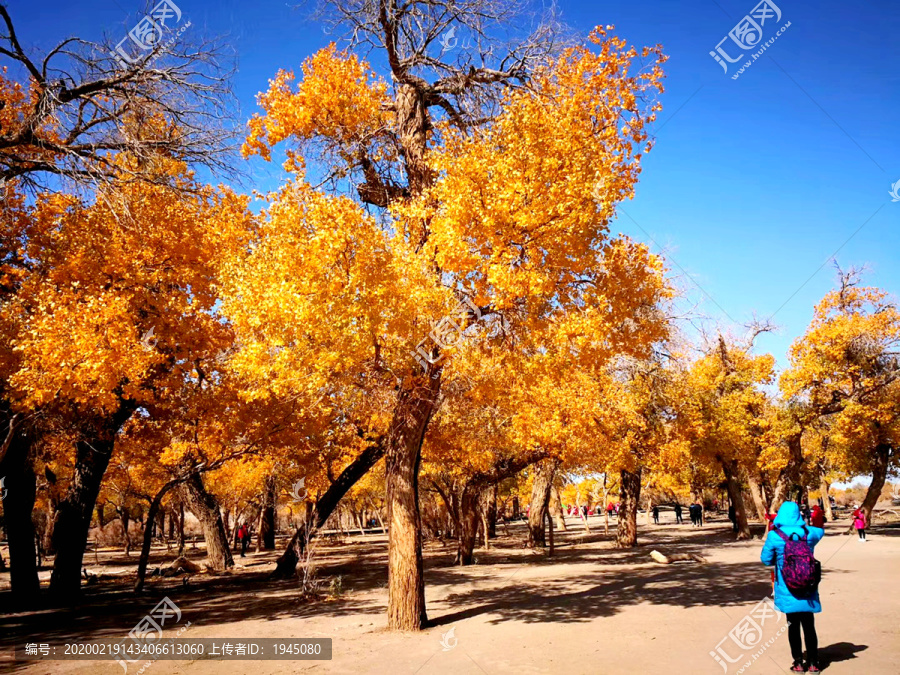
[652,505,660,524]
[239,523,251,557]
[728,503,738,533]
[761,501,824,673]
[852,506,867,542]
[689,503,702,527]
[674,503,683,524]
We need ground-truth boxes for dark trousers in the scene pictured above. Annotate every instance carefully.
[786,612,818,665]
[857,528,866,539]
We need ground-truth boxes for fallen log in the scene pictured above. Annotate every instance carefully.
[161,556,202,577]
[650,550,707,564]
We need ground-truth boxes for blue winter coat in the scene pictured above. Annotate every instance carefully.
[760,501,824,614]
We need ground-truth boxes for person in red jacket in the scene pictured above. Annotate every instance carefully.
[810,504,826,528]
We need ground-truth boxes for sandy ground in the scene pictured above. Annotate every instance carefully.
[1,512,898,675]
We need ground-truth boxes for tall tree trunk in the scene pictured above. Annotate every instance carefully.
[819,473,834,522]
[177,501,185,556]
[1,429,41,605]
[720,458,752,540]
[49,405,133,601]
[527,459,558,547]
[272,440,385,578]
[552,487,567,531]
[616,468,642,548]
[178,472,233,571]
[771,431,803,511]
[135,479,185,592]
[747,472,768,522]
[257,473,277,552]
[545,508,554,557]
[96,503,106,530]
[856,444,892,530]
[487,484,498,538]
[384,377,439,630]
[118,507,131,555]
[155,506,165,543]
[455,487,479,565]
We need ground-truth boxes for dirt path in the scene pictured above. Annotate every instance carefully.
[2,515,898,674]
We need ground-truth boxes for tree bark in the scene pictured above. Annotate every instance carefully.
[118,506,131,556]
[455,487,479,565]
[771,431,803,511]
[546,508,554,557]
[177,501,185,556]
[720,457,752,540]
[616,468,642,548]
[135,478,186,592]
[49,405,134,601]
[527,459,558,547]
[487,484,498,538]
[747,472,769,522]
[1,427,41,605]
[819,473,834,522]
[856,444,892,529]
[552,487,567,531]
[256,473,277,551]
[178,472,233,571]
[385,377,439,630]
[272,439,385,578]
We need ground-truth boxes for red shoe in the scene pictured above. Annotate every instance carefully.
[808,665,821,673]
[790,663,806,673]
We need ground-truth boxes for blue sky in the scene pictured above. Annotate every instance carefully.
[7,0,900,373]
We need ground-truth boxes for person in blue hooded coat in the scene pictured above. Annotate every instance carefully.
[761,501,824,673]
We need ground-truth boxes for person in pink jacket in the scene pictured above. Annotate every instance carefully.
[852,506,867,542]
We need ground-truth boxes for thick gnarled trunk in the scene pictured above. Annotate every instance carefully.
[50,408,133,601]
[179,472,233,571]
[616,468,642,548]
[385,377,439,631]
[1,428,40,605]
[552,487,567,531]
[771,432,803,511]
[527,459,558,547]
[720,458,752,540]
[455,488,480,566]
[747,473,768,522]
[819,473,834,522]
[257,473,277,551]
[858,444,892,528]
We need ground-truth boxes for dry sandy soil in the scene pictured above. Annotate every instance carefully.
[1,511,898,675]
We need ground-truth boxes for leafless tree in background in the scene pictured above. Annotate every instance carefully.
[0,2,238,192]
